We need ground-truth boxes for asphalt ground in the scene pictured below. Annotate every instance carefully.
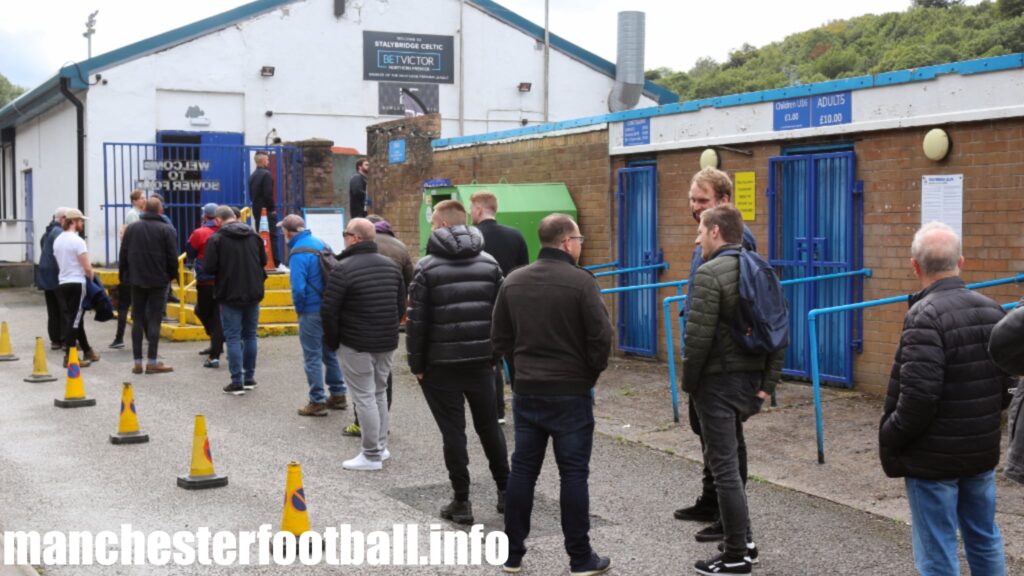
[0,286,1017,575]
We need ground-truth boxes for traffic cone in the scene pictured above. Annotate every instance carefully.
[54,347,96,408]
[0,321,18,361]
[24,337,57,383]
[260,208,275,272]
[280,461,311,536]
[110,383,149,445]
[177,415,228,489]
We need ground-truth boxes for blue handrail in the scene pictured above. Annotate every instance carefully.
[601,279,687,295]
[1003,300,1021,311]
[807,273,1024,464]
[583,260,620,272]
[594,262,669,278]
[663,268,874,424]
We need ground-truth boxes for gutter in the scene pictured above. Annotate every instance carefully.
[58,78,85,215]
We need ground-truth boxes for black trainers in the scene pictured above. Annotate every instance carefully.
[243,380,258,390]
[502,556,522,573]
[694,553,751,575]
[223,383,246,396]
[717,542,758,565]
[695,519,725,542]
[570,553,611,576]
[675,495,719,522]
[440,499,474,525]
[497,489,506,514]
[109,339,125,349]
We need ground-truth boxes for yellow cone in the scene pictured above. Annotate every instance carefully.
[110,383,149,444]
[280,462,312,536]
[0,321,17,361]
[177,415,228,489]
[54,347,95,408]
[24,337,57,382]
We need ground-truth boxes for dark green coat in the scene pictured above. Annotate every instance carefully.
[681,243,784,395]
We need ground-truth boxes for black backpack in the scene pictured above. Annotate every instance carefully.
[290,246,339,295]
[719,248,790,354]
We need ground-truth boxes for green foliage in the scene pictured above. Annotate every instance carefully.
[649,1,1024,101]
[0,73,25,108]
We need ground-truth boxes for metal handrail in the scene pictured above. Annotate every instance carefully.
[601,279,687,295]
[583,260,620,272]
[807,273,1024,464]
[594,262,668,278]
[240,206,253,226]
[177,253,187,325]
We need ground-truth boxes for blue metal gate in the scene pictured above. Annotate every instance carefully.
[617,165,661,356]
[102,138,303,265]
[768,151,863,386]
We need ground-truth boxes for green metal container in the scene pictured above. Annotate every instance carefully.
[419,183,578,260]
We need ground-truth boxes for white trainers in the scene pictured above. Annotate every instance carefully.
[276,264,290,273]
[343,452,382,471]
[381,448,391,461]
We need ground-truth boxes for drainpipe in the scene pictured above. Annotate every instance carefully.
[59,77,85,215]
[458,0,465,136]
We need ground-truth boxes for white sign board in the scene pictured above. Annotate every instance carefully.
[303,208,346,255]
[921,175,963,238]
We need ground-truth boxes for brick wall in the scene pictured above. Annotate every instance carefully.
[289,138,335,208]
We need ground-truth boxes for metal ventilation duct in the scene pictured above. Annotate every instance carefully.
[609,11,645,112]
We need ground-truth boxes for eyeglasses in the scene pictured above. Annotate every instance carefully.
[566,235,585,245]
[343,231,356,238]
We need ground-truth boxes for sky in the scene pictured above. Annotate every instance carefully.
[0,0,969,90]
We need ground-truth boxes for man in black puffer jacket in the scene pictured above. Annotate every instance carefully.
[880,221,1013,576]
[406,200,509,526]
[322,218,406,472]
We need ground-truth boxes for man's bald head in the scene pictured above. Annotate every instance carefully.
[911,221,962,277]
[145,196,163,214]
[347,218,376,242]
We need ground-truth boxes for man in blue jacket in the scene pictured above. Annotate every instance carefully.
[280,214,347,416]
[37,207,69,350]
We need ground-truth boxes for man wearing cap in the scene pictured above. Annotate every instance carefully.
[120,196,178,374]
[37,207,69,350]
[187,203,223,368]
[280,214,348,416]
[53,208,98,367]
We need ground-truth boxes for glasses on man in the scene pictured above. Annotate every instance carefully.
[566,235,585,245]
[343,231,356,238]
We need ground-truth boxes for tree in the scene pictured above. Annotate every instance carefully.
[999,0,1024,18]
[911,0,963,7]
[0,73,25,108]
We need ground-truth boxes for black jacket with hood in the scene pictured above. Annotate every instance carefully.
[406,225,502,374]
[118,212,179,289]
[321,241,406,353]
[203,221,267,306]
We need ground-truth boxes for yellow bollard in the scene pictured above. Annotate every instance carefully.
[0,321,18,361]
[24,337,57,383]
[280,461,312,537]
[54,347,95,408]
[177,415,228,489]
[110,383,149,445]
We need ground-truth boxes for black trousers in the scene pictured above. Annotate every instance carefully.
[252,203,281,267]
[131,286,166,362]
[421,377,510,501]
[58,283,91,354]
[44,289,62,345]
[688,395,748,502]
[114,283,132,341]
[195,284,223,358]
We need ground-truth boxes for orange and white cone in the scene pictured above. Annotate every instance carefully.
[177,415,228,489]
[110,383,149,444]
[24,337,57,383]
[54,347,96,408]
[0,321,18,361]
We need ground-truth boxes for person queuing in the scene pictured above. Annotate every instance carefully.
[470,190,529,425]
[204,205,267,395]
[321,218,406,472]
[249,151,285,272]
[682,205,783,575]
[879,222,1012,575]
[492,213,613,576]
[280,214,348,417]
[37,207,68,350]
[349,158,369,219]
[119,196,178,375]
[406,200,510,526]
[53,209,98,368]
[186,203,224,369]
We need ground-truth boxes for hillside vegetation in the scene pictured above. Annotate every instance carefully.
[647,0,1024,101]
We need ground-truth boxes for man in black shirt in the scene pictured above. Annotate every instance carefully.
[349,158,369,219]
[249,152,283,270]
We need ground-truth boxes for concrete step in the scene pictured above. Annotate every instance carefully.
[166,302,298,325]
[159,320,299,341]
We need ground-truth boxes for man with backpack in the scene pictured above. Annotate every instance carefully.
[683,205,785,575]
[280,214,348,416]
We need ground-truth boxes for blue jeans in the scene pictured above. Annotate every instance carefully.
[905,469,1005,576]
[504,393,595,570]
[220,303,259,386]
[298,312,346,403]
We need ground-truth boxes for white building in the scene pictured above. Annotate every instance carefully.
[0,0,674,264]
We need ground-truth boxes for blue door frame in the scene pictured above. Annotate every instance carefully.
[616,165,662,356]
[768,151,863,386]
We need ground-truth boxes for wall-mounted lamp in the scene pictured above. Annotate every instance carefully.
[260,66,276,77]
[922,128,951,161]
[517,82,532,93]
[699,148,720,169]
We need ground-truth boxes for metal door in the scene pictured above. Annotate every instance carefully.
[768,152,862,386]
[23,170,33,262]
[617,165,661,356]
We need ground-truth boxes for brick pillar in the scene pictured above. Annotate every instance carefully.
[286,138,335,210]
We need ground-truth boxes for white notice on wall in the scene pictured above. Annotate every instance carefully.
[921,175,963,238]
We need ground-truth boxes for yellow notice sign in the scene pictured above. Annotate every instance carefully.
[734,172,756,221]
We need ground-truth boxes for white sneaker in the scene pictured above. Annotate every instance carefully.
[343,452,382,471]
[382,448,391,461]
[276,264,290,273]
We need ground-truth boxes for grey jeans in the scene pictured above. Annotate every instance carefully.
[694,371,764,559]
[338,343,395,461]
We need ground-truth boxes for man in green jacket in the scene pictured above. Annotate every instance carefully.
[683,205,784,576]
